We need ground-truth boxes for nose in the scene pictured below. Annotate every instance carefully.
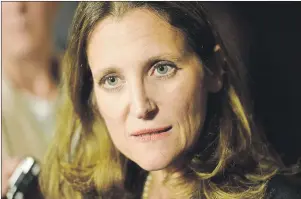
[129,82,157,119]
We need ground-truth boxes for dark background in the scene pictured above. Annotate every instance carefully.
[235,2,301,166]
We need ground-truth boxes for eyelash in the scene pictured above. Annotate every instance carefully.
[150,61,178,80]
[98,61,179,91]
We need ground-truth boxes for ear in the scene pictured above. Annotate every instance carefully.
[204,45,224,93]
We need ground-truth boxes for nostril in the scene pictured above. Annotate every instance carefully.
[130,85,157,119]
[145,107,158,120]
[136,106,151,119]
[136,103,158,120]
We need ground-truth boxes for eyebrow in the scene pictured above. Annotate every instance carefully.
[93,67,123,81]
[145,53,184,66]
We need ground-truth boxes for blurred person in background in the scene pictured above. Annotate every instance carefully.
[1,2,60,197]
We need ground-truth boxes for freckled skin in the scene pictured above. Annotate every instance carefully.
[87,9,211,171]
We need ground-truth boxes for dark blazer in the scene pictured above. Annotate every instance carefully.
[83,174,301,199]
[266,174,301,199]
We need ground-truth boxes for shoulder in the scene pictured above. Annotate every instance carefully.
[266,174,301,199]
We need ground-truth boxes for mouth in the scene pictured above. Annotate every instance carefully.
[131,126,172,137]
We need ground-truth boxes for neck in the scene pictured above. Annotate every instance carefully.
[145,155,192,199]
[150,170,168,185]
[3,49,58,100]
[145,170,178,199]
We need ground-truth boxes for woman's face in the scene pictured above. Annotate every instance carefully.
[88,9,218,171]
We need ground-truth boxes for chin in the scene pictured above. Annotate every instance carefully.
[133,154,174,171]
[138,162,169,171]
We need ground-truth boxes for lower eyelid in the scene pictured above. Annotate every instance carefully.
[103,79,126,91]
[156,67,176,76]
[155,70,177,80]
[107,86,123,92]
[102,84,124,92]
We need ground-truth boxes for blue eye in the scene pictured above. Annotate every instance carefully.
[151,62,177,78]
[100,75,124,91]
[156,65,169,75]
[106,76,119,86]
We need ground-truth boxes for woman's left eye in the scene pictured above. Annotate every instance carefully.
[151,62,177,78]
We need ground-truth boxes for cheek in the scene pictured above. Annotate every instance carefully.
[165,75,207,149]
[94,89,128,145]
[95,89,127,121]
[182,88,206,146]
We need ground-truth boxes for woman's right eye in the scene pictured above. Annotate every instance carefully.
[99,75,124,91]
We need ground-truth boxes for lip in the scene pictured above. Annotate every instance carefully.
[131,126,172,136]
[130,126,172,142]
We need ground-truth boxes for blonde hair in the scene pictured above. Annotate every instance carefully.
[40,2,281,199]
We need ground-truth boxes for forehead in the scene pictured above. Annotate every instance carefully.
[87,8,187,68]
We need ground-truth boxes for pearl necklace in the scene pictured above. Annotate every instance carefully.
[142,173,152,199]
